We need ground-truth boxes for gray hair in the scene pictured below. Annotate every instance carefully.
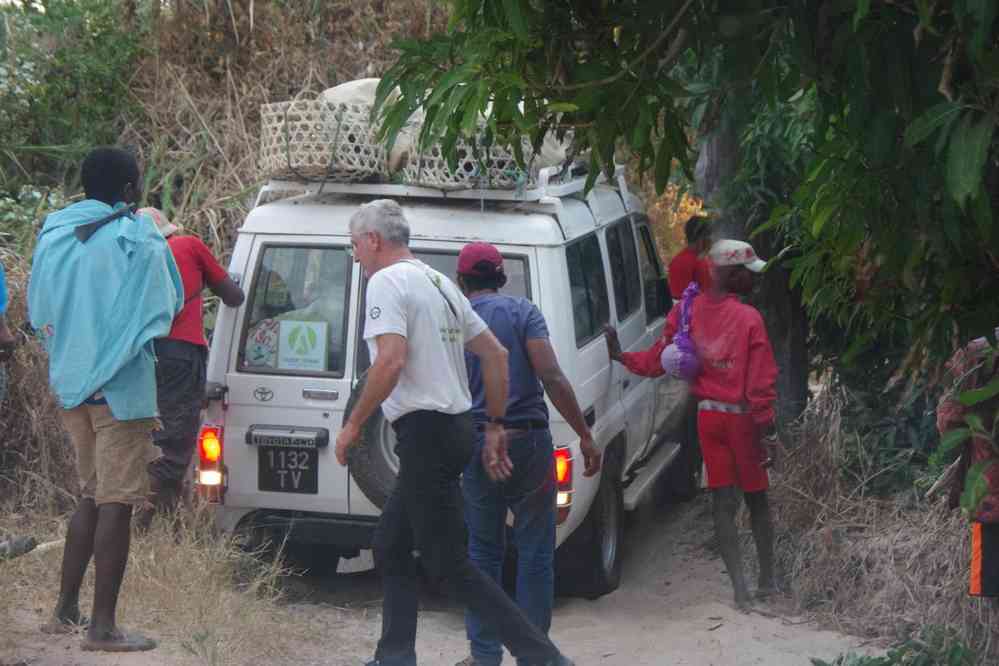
[349,199,410,246]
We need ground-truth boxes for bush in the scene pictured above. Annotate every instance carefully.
[813,626,978,666]
[0,0,145,189]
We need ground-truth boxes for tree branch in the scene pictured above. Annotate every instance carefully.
[551,0,696,93]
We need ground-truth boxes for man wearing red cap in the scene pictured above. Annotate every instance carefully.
[604,239,780,609]
[455,242,601,666]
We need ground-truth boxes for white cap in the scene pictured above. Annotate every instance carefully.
[138,207,179,238]
[709,239,767,273]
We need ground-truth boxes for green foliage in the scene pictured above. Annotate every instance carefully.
[0,0,146,189]
[812,626,977,666]
[0,187,68,254]
[377,1,999,373]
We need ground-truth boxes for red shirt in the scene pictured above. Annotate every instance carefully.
[667,247,713,300]
[166,235,229,347]
[619,293,778,427]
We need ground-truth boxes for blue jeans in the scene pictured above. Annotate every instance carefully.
[464,427,556,666]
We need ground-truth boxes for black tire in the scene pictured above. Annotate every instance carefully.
[342,371,398,509]
[555,450,624,599]
[284,541,341,577]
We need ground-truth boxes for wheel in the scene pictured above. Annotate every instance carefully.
[284,541,341,577]
[555,450,624,599]
[342,370,398,509]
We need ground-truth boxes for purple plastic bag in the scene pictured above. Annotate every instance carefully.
[660,281,701,381]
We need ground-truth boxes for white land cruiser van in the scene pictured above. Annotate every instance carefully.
[197,166,694,598]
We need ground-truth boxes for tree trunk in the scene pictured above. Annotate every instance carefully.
[694,119,810,424]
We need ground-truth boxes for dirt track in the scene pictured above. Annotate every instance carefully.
[3,495,877,665]
[281,494,877,665]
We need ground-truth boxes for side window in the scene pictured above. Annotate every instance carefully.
[636,224,668,322]
[605,220,643,321]
[240,245,351,376]
[566,234,610,347]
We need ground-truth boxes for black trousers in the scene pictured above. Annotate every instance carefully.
[150,338,207,484]
[372,410,561,666]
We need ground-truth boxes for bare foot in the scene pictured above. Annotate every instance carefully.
[81,628,156,652]
[41,612,89,635]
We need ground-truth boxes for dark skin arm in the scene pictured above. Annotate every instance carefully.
[208,276,245,308]
[526,338,601,476]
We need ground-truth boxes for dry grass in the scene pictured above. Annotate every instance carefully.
[769,379,999,659]
[0,505,344,665]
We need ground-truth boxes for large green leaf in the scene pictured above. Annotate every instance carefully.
[904,101,962,148]
[945,113,995,208]
[654,135,673,194]
[965,0,998,58]
[853,0,871,29]
[959,376,999,407]
[939,427,971,455]
[960,461,994,519]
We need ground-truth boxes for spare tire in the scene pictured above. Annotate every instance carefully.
[342,370,399,508]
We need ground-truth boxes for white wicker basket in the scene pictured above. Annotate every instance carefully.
[402,138,538,190]
[259,98,386,182]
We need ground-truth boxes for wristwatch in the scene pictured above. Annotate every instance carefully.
[485,415,506,427]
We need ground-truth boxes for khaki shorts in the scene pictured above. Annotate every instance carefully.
[60,403,158,506]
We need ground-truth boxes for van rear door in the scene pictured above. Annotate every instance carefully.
[222,236,357,515]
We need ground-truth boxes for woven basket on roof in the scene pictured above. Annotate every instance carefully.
[259,98,386,182]
[401,136,541,191]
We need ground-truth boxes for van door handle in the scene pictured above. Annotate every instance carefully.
[622,379,631,391]
[584,407,596,427]
[303,389,339,401]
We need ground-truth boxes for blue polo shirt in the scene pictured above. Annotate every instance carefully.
[465,292,550,426]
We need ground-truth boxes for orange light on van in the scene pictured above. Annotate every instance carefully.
[554,447,573,524]
[554,448,571,485]
[200,427,223,464]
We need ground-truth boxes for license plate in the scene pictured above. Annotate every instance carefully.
[258,446,318,494]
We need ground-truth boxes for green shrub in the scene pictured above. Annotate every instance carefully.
[813,627,978,666]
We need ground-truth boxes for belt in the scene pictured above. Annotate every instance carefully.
[476,418,548,431]
[698,400,748,414]
[505,419,548,431]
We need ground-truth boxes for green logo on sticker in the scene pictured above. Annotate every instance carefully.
[288,325,319,355]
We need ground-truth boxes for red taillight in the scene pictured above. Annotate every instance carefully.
[554,448,571,486]
[554,447,573,524]
[199,426,223,465]
[197,425,225,503]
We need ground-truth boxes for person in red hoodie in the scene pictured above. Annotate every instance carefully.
[604,239,779,609]
[667,214,713,302]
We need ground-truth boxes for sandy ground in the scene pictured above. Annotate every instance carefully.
[2,495,878,666]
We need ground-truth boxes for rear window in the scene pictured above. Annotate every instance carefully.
[240,245,351,376]
[354,250,530,373]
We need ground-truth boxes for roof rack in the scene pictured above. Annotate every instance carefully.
[254,164,625,209]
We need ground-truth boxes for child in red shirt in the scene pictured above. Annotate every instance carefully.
[605,239,779,609]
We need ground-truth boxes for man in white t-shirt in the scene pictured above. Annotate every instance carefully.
[335,200,574,666]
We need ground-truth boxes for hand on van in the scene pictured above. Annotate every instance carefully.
[482,423,513,481]
[580,433,602,477]
[603,325,623,362]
